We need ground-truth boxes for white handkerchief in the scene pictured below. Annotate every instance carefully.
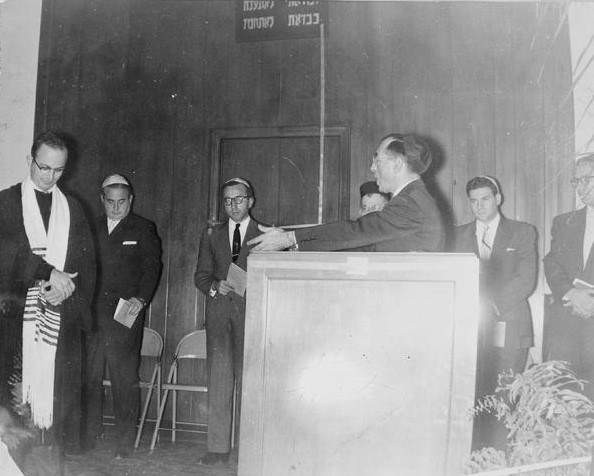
[122,241,137,245]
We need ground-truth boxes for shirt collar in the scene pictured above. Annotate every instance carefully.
[476,213,501,234]
[391,177,419,197]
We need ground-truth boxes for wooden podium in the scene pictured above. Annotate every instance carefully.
[239,252,479,476]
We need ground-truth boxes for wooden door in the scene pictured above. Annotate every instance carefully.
[210,126,350,227]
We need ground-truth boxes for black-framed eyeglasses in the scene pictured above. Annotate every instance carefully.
[570,175,594,188]
[32,156,65,175]
[223,195,249,206]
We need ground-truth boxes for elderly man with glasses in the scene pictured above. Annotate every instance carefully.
[544,153,594,400]
[194,177,261,467]
[0,131,96,458]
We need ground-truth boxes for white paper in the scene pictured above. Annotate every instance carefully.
[227,263,247,297]
[113,298,140,328]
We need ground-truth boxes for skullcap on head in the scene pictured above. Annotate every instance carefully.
[223,177,251,188]
[359,181,381,198]
[478,175,500,194]
[101,174,130,189]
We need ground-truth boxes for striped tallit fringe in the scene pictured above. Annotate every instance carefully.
[22,247,61,430]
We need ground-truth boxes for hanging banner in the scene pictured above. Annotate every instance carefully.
[236,1,328,42]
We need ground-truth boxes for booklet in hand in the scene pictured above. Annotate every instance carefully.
[227,263,247,297]
[113,298,140,328]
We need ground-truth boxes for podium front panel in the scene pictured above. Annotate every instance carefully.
[239,252,479,476]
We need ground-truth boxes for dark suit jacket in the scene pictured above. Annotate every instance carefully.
[294,179,445,252]
[0,183,96,330]
[454,216,537,349]
[194,218,260,317]
[0,183,96,410]
[94,212,161,337]
[544,207,594,302]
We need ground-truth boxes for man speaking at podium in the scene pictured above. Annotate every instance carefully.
[249,133,444,253]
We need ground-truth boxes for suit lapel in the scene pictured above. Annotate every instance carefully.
[491,217,511,259]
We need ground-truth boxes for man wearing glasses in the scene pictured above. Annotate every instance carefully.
[194,177,261,467]
[544,153,594,400]
[0,131,96,456]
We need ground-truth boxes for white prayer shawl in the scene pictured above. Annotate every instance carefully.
[21,175,70,429]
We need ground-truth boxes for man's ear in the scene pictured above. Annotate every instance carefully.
[495,193,502,206]
[26,155,33,167]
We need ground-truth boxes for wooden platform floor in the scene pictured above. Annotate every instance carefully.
[65,432,237,476]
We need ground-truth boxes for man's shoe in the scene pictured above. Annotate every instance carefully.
[115,447,132,459]
[198,451,229,466]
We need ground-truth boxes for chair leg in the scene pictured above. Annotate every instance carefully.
[150,363,176,452]
[135,364,158,449]
[172,366,177,443]
[231,381,237,449]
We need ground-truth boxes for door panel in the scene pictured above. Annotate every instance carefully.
[212,126,350,227]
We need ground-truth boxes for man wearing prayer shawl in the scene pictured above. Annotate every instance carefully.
[0,131,96,456]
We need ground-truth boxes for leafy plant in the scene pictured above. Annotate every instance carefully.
[466,360,594,475]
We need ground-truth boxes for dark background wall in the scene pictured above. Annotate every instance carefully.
[34,0,575,425]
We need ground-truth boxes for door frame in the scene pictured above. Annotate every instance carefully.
[208,125,351,225]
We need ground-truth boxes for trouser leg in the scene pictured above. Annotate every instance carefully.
[107,341,140,449]
[84,334,106,444]
[206,306,235,453]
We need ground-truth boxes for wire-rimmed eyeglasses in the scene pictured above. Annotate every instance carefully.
[32,156,65,175]
[570,175,594,188]
[223,195,249,206]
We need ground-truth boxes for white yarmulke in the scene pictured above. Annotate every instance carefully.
[101,174,130,188]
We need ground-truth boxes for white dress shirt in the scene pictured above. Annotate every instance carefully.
[228,216,251,253]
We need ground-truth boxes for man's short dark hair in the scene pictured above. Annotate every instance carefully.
[380,133,432,175]
[31,131,68,158]
[466,176,500,197]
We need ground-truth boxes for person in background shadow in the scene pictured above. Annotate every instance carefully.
[454,175,537,451]
[194,177,261,467]
[84,174,161,459]
[544,153,594,401]
[0,131,96,457]
[249,133,445,253]
[357,180,391,217]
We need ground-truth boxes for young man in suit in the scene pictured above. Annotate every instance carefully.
[249,133,444,252]
[85,174,162,458]
[194,177,261,466]
[454,176,537,450]
[544,153,594,400]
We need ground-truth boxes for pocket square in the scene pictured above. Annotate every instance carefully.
[506,247,516,251]
[122,241,137,245]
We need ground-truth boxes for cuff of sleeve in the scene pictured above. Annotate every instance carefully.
[209,282,218,298]
[289,231,299,251]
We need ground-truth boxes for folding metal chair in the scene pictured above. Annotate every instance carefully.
[149,330,208,451]
[126,328,163,447]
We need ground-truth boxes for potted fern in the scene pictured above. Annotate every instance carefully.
[466,360,594,475]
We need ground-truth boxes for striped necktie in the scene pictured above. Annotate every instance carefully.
[480,225,492,260]
[232,223,241,263]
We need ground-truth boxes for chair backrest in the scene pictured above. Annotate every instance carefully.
[141,327,164,359]
[174,330,207,360]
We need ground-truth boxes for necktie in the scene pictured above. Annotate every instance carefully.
[232,223,241,263]
[480,225,492,260]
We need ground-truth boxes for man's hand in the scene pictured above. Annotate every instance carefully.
[563,287,594,318]
[247,224,295,252]
[43,270,78,306]
[215,280,235,296]
[128,297,145,316]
